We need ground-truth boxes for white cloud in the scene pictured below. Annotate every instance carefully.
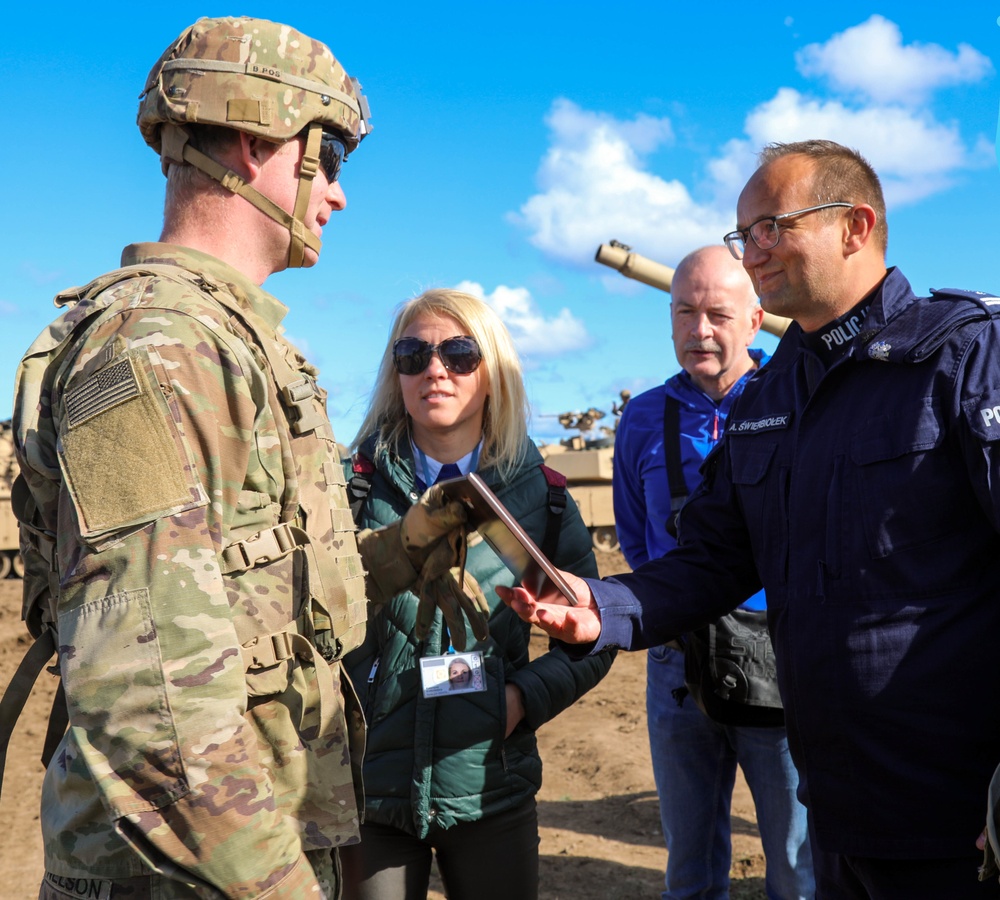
[509,99,731,267]
[513,18,993,260]
[796,15,992,106]
[455,279,591,358]
[719,87,977,205]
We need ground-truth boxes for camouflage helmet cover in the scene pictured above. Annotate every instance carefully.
[138,16,371,154]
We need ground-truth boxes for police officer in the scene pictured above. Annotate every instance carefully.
[13,16,485,900]
[502,140,1000,898]
[613,245,813,899]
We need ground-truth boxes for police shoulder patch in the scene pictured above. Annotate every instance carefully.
[965,390,1000,442]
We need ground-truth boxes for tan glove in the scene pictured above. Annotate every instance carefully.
[399,483,469,567]
[358,483,474,607]
[413,529,491,651]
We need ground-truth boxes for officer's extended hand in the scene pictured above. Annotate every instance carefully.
[414,530,490,650]
[496,570,602,644]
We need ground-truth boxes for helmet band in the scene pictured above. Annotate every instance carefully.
[159,57,361,117]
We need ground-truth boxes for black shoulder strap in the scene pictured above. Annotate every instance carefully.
[538,464,566,560]
[662,392,688,536]
[0,628,57,802]
[347,454,375,525]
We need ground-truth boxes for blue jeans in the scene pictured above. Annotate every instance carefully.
[646,645,814,900]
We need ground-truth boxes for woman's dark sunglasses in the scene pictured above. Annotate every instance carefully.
[392,335,482,376]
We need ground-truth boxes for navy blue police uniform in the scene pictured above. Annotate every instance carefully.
[584,267,1000,866]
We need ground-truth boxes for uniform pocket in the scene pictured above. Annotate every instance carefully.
[58,587,189,817]
[729,440,785,582]
[851,398,956,558]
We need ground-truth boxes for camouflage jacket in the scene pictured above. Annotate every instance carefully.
[13,243,368,898]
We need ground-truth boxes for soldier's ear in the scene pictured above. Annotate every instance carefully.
[240,132,278,181]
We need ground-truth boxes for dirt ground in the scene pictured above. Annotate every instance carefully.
[0,551,767,899]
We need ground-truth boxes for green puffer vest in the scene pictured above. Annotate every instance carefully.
[344,435,612,838]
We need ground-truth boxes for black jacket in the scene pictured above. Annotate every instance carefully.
[345,435,613,838]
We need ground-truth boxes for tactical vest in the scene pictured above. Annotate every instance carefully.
[0,263,367,805]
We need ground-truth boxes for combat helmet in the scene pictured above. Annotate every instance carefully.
[138,16,372,268]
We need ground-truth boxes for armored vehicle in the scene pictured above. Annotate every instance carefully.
[538,398,628,554]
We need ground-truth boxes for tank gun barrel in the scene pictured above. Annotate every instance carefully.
[595,240,791,339]
[595,240,674,292]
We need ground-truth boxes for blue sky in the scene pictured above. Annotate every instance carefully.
[4,4,999,445]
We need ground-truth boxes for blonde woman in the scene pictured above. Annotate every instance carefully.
[340,289,615,900]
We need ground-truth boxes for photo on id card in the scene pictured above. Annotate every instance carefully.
[420,651,486,698]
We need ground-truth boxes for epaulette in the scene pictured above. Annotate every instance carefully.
[863,288,1000,364]
[930,287,1000,311]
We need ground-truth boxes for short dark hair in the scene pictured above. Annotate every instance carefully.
[759,140,888,254]
[164,123,282,198]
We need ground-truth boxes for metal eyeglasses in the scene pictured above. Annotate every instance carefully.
[723,202,854,260]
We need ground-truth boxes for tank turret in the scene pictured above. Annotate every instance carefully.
[539,392,630,554]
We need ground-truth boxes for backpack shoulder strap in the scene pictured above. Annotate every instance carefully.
[662,392,688,536]
[348,453,376,525]
[538,464,567,560]
[0,628,57,802]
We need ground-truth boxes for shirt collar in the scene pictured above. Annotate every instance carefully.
[411,439,483,488]
[121,242,290,330]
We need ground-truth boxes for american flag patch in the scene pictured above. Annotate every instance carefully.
[65,357,141,427]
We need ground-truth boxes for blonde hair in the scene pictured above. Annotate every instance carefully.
[353,289,530,481]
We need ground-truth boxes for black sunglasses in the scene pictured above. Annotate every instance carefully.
[392,335,482,376]
[318,130,348,184]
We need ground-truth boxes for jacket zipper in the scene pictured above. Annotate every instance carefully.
[364,656,380,722]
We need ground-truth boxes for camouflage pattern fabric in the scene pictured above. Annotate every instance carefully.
[138,16,369,151]
[14,243,367,899]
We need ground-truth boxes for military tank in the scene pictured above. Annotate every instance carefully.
[538,395,629,554]
[0,421,22,578]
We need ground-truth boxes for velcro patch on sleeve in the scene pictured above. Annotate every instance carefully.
[59,349,205,540]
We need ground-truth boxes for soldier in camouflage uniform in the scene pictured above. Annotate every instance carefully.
[11,16,487,900]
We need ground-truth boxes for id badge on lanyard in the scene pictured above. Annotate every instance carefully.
[420,650,487,698]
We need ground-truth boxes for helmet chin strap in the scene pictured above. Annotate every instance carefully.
[160,122,325,268]
[287,123,323,268]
